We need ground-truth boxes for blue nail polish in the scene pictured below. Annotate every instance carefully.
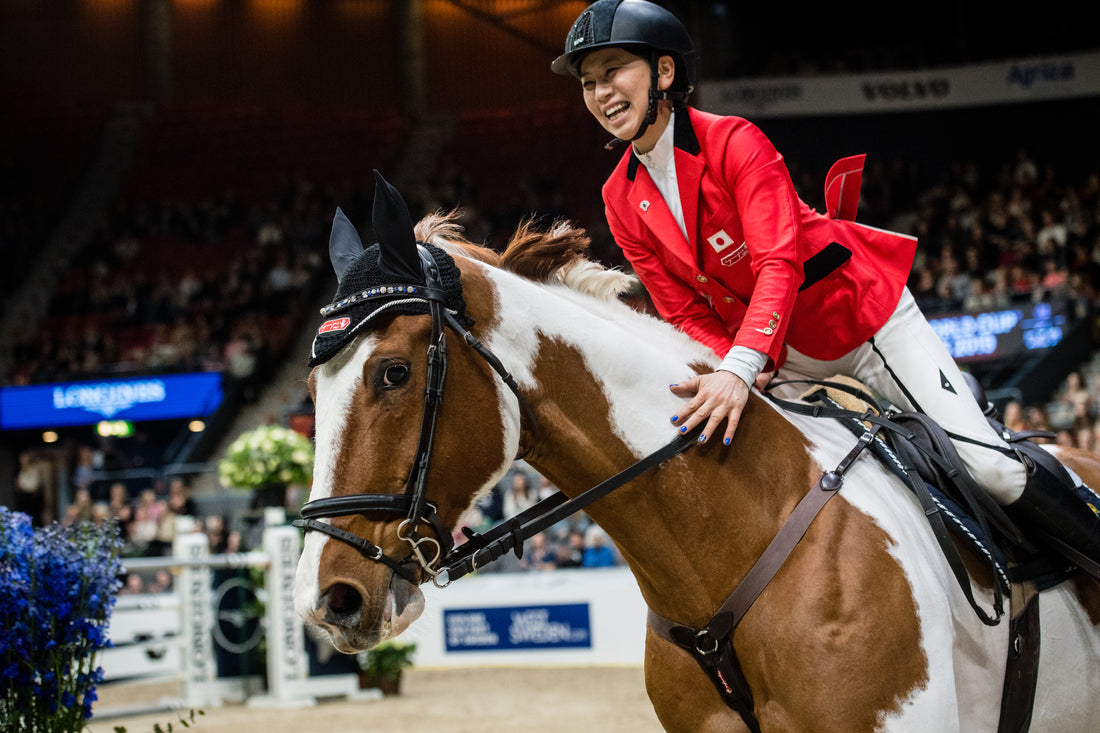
[724,437,731,446]
[698,434,707,443]
[679,425,687,433]
[670,415,679,422]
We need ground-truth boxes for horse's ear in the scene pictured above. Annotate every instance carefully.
[329,207,364,284]
[372,170,422,282]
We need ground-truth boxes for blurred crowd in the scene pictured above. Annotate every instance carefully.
[6,177,331,389]
[459,464,624,573]
[904,152,1100,318]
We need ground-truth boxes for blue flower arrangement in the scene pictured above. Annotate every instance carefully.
[0,507,123,732]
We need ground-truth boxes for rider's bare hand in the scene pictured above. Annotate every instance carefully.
[669,370,751,446]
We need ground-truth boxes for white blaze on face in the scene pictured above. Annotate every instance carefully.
[293,335,375,622]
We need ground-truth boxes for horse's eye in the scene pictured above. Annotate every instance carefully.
[382,363,410,387]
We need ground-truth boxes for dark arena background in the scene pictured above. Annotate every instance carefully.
[2,1,1099,729]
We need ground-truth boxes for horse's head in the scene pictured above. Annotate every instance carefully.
[293,172,523,652]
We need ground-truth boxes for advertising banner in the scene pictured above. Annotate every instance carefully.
[704,52,1100,118]
[0,371,224,430]
[444,602,592,652]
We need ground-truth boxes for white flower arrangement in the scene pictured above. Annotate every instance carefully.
[218,424,314,490]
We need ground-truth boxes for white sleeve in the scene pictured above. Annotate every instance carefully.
[717,345,768,389]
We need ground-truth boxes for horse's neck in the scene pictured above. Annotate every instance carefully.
[507,296,815,624]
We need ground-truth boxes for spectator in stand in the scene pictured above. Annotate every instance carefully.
[557,530,587,568]
[1073,417,1096,453]
[1061,372,1091,412]
[14,451,47,525]
[127,488,163,554]
[205,514,229,554]
[1003,401,1026,433]
[72,445,98,501]
[146,569,174,594]
[475,480,505,524]
[120,573,145,596]
[147,497,176,556]
[503,471,537,517]
[62,487,95,527]
[582,526,616,568]
[107,481,133,539]
[535,475,559,501]
[91,502,112,526]
[521,532,559,572]
[1025,406,1054,443]
[167,476,198,517]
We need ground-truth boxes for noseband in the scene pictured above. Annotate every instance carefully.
[294,245,535,587]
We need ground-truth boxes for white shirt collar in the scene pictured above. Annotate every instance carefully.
[634,111,675,172]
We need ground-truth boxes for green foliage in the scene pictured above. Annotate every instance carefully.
[356,640,417,680]
[218,425,314,490]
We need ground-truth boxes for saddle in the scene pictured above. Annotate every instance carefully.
[762,377,1066,733]
[799,376,1074,590]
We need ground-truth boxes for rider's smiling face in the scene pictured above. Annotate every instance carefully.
[578,47,674,152]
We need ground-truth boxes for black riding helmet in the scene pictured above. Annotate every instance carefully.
[551,0,695,145]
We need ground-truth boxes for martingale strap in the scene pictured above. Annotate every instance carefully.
[647,425,877,733]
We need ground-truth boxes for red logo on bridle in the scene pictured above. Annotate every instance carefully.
[319,317,351,334]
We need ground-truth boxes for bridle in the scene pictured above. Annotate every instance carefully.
[294,245,701,588]
[294,245,534,586]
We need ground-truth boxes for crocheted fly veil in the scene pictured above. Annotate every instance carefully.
[309,171,467,367]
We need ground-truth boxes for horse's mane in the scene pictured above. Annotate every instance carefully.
[501,218,638,303]
[415,209,714,366]
[415,209,637,303]
[414,209,502,267]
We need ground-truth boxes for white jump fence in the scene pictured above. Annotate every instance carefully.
[100,517,377,718]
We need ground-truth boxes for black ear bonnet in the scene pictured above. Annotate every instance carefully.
[308,172,468,367]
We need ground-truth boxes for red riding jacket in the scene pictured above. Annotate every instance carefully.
[603,107,917,369]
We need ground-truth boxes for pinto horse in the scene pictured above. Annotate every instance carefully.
[293,174,1100,731]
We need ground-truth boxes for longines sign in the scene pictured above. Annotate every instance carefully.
[0,371,224,429]
[705,52,1100,118]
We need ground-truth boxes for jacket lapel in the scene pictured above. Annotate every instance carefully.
[624,111,707,273]
[674,109,704,260]
[626,158,697,272]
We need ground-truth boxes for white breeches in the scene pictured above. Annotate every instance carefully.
[783,288,1027,504]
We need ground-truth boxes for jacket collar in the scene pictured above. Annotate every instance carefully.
[626,108,701,182]
[624,109,705,270]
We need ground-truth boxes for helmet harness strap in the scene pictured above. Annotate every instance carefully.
[603,51,691,150]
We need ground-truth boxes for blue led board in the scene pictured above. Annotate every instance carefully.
[0,372,224,430]
[927,302,1066,363]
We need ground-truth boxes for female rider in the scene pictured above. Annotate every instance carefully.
[551,0,1100,572]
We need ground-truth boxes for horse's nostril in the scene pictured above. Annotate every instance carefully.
[325,583,363,618]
